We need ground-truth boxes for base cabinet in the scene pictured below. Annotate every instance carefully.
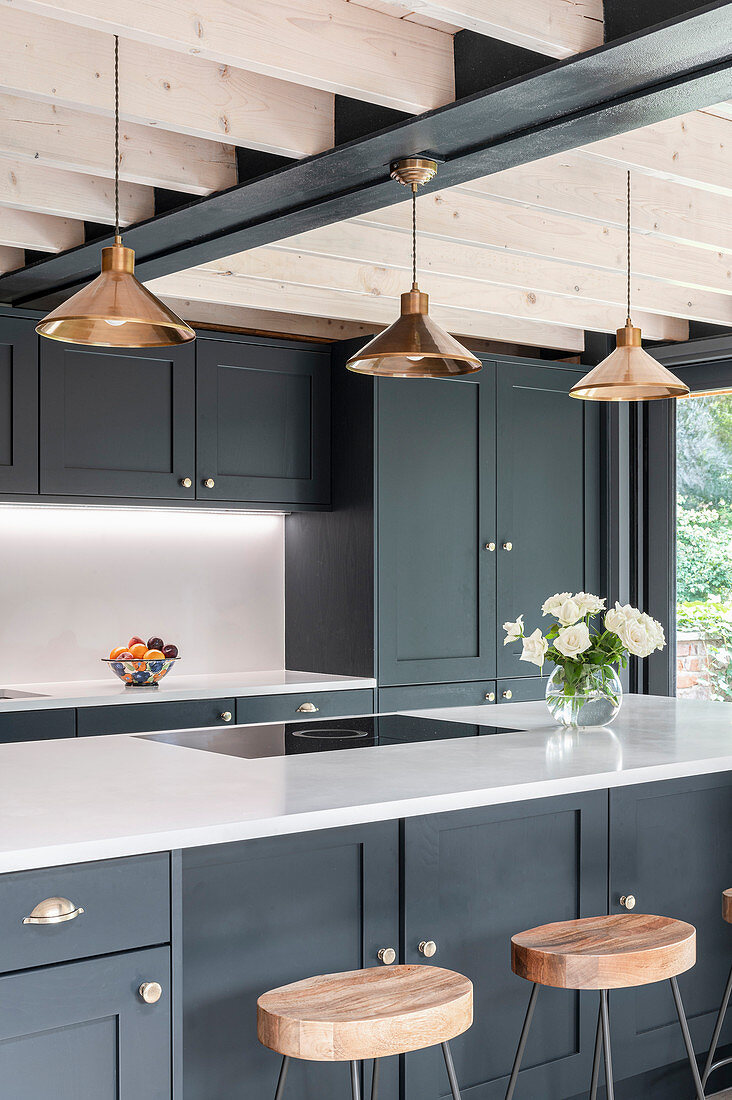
[0,946,171,1099]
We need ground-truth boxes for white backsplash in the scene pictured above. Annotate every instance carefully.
[0,507,285,683]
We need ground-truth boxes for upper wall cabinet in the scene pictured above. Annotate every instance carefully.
[196,336,330,507]
[40,341,196,500]
[0,316,38,493]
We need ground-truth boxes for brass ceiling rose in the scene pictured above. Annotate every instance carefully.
[347,157,480,379]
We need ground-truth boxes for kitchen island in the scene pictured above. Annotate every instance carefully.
[1,695,731,1100]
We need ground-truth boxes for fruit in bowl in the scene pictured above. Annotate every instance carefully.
[103,634,180,686]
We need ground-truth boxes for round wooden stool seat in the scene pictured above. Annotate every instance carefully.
[723,889,732,924]
[511,913,696,990]
[257,964,473,1062]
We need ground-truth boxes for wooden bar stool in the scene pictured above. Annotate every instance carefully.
[503,913,706,1100]
[258,964,473,1099]
[701,889,732,1091]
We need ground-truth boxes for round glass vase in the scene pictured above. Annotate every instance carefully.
[545,664,623,729]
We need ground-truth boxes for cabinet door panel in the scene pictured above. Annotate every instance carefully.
[377,369,496,686]
[0,708,75,744]
[609,774,732,1080]
[497,364,600,677]
[196,336,330,504]
[77,697,236,736]
[40,341,195,498]
[182,823,399,1100]
[0,946,171,1099]
[0,315,38,492]
[403,792,608,1100]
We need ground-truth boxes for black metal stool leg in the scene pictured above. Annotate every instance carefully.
[350,1060,362,1100]
[669,977,706,1100]
[370,1058,380,1100]
[273,1056,290,1100]
[589,999,603,1100]
[442,1041,463,1100]
[702,963,732,1089]
[600,990,615,1100]
[505,983,540,1100]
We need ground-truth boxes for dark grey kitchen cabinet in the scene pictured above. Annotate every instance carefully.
[40,340,196,499]
[0,946,171,1099]
[0,707,75,744]
[402,791,608,1100]
[76,697,236,737]
[196,334,331,505]
[0,313,38,493]
[497,363,601,679]
[497,676,547,703]
[182,821,400,1100]
[378,680,498,711]
[236,687,374,723]
[609,773,732,1081]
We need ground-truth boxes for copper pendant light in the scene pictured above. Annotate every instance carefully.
[346,158,480,378]
[36,38,194,349]
[570,172,687,402]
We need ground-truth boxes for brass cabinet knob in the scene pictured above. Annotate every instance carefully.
[203,478,215,489]
[220,711,233,723]
[23,897,84,925]
[485,692,495,702]
[296,702,319,713]
[419,940,437,958]
[502,541,513,552]
[620,894,636,910]
[378,947,396,966]
[138,981,163,1005]
[485,542,496,552]
[502,689,513,700]
[179,477,192,488]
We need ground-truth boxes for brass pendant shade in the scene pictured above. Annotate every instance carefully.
[36,238,195,348]
[36,36,195,349]
[570,171,687,402]
[346,158,480,379]
[346,286,481,377]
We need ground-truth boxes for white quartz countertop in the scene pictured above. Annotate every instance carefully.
[0,670,376,712]
[1,694,731,873]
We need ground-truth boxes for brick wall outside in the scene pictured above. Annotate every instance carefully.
[677,631,712,698]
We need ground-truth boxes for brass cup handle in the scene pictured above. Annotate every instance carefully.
[419,940,437,958]
[378,947,396,966]
[296,702,319,713]
[220,711,233,723]
[485,692,495,702]
[502,541,513,552]
[502,689,513,700]
[139,981,163,1005]
[203,478,215,489]
[620,894,636,910]
[23,897,85,925]
[485,542,496,552]
[179,477,192,488]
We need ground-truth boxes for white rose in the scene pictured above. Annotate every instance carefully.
[503,615,524,645]
[639,613,666,652]
[574,592,606,616]
[542,592,572,617]
[555,622,592,658]
[520,628,548,668]
[556,597,583,627]
[604,602,627,635]
[618,617,655,658]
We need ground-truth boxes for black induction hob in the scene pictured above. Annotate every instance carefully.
[139,713,524,761]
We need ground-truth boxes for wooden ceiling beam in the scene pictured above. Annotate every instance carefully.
[5,0,455,113]
[0,208,83,251]
[0,245,23,273]
[148,268,586,352]
[160,297,387,342]
[372,0,604,57]
[0,157,154,224]
[702,101,732,121]
[271,222,732,327]
[0,8,334,159]
[0,95,236,195]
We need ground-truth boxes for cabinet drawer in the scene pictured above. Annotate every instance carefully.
[497,677,546,703]
[378,681,497,712]
[0,708,75,744]
[77,697,236,737]
[236,688,374,724]
[0,854,170,973]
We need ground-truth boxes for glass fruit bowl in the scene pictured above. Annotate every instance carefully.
[101,656,180,687]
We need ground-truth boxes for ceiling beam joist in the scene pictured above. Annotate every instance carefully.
[3,3,731,307]
[0,8,334,159]
[4,0,455,113]
[160,297,393,342]
[0,245,24,273]
[0,95,236,195]
[0,208,83,251]
[0,157,154,224]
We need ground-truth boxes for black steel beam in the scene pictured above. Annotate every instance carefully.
[2,1,732,308]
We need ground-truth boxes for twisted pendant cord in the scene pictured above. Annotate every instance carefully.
[412,185,417,287]
[626,169,631,323]
[114,34,120,239]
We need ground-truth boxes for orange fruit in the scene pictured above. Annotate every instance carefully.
[129,643,148,659]
[128,636,145,650]
[144,648,165,660]
[109,645,128,660]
